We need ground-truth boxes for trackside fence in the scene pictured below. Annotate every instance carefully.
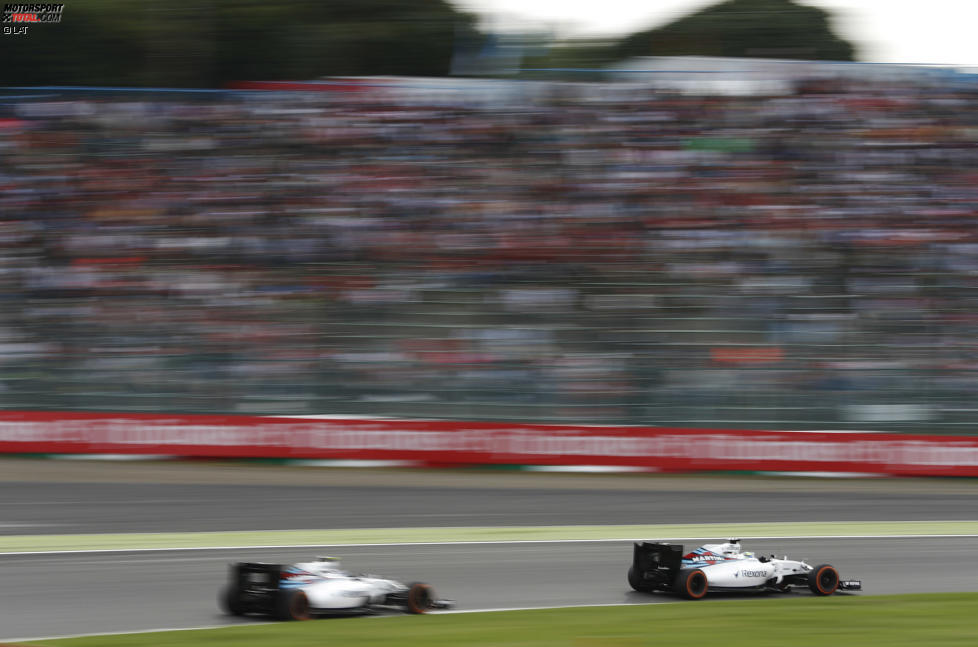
[0,410,976,477]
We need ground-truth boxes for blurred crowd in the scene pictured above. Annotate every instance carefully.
[1,73,977,431]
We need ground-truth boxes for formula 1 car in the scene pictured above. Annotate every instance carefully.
[219,556,454,620]
[627,539,861,599]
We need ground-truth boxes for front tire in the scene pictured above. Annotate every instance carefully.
[808,564,840,596]
[406,582,434,614]
[674,568,709,600]
[275,589,312,620]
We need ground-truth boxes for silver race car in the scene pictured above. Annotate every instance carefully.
[628,539,861,599]
[220,556,453,620]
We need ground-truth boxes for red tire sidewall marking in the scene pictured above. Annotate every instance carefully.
[817,566,838,595]
[688,570,707,599]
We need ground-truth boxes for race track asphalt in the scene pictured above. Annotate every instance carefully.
[2,459,977,534]
[0,459,976,641]
[3,538,978,641]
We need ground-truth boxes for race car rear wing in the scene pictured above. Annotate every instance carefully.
[632,541,684,588]
[232,562,282,590]
[228,562,283,614]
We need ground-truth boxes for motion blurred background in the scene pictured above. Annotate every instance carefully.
[1,0,976,433]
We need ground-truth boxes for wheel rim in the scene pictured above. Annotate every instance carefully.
[688,571,707,598]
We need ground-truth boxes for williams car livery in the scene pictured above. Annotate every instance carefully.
[220,556,453,620]
[628,539,862,599]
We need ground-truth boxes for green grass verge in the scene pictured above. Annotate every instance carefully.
[3,520,977,553]
[24,594,978,647]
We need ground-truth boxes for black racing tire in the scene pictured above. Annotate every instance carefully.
[674,568,709,600]
[627,566,654,593]
[808,564,840,596]
[275,589,312,621]
[219,586,245,616]
[406,582,434,614]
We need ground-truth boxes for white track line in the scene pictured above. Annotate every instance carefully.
[2,534,977,557]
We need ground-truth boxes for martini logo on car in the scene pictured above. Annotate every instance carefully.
[683,548,729,562]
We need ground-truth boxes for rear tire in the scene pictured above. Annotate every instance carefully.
[808,564,839,596]
[275,589,312,620]
[406,582,434,614]
[627,566,654,593]
[219,586,245,616]
[674,568,708,600]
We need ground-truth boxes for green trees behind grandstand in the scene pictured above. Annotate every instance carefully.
[0,0,482,87]
[520,0,854,73]
[2,0,855,87]
[615,0,854,61]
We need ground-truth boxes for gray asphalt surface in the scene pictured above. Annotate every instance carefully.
[3,481,976,534]
[2,537,977,642]
[2,459,977,535]
[0,459,976,641]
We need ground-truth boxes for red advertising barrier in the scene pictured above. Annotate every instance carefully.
[0,410,977,476]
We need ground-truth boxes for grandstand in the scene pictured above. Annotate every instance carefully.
[1,65,977,432]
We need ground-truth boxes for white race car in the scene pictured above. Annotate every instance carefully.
[627,539,861,599]
[220,556,453,620]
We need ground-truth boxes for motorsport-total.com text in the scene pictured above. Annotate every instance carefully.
[2,3,64,23]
